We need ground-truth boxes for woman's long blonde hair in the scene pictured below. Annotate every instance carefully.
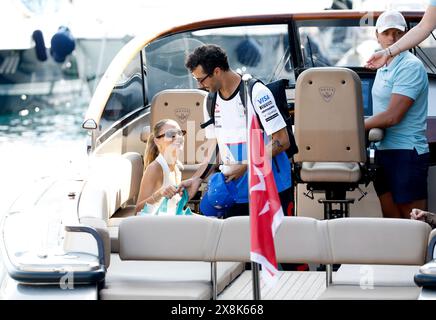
[143,119,173,167]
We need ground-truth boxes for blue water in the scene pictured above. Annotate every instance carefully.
[0,98,89,216]
[0,100,87,144]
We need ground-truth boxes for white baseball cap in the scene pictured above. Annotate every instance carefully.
[376,10,407,33]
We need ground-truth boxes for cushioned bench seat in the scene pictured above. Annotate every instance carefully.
[111,215,433,300]
[319,285,421,300]
[318,264,421,300]
[100,255,244,300]
[107,206,137,253]
[333,264,420,286]
[78,152,143,254]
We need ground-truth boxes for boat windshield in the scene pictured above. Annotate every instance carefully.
[299,23,436,73]
[144,24,295,100]
[17,0,68,15]
[299,25,378,67]
[409,22,436,74]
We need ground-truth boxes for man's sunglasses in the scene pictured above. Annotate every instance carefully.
[193,73,211,85]
[156,129,187,139]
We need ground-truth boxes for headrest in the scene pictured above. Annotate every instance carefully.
[140,125,150,143]
[139,126,151,143]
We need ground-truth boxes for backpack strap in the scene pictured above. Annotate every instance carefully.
[201,77,256,128]
[238,78,259,110]
[239,77,282,170]
[200,92,217,129]
[199,144,219,180]
[199,91,219,179]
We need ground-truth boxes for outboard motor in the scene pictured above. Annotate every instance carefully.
[32,30,48,62]
[50,26,76,63]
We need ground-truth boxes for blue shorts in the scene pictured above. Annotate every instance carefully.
[374,149,429,204]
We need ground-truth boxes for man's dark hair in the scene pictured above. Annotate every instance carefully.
[185,44,230,75]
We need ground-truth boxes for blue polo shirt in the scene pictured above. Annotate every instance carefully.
[372,51,429,154]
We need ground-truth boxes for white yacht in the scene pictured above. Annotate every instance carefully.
[0,0,132,115]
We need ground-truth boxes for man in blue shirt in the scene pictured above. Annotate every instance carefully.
[365,10,429,219]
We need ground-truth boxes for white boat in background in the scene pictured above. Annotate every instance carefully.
[0,0,133,115]
[0,0,427,115]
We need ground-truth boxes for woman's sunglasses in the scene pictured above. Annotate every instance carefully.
[156,129,187,140]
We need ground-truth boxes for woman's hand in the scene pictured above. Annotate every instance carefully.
[159,184,178,199]
[365,50,388,69]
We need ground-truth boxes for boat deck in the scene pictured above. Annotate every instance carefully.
[218,271,327,300]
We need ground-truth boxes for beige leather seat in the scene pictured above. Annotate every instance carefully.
[78,152,143,252]
[143,89,208,179]
[109,215,432,300]
[218,217,430,300]
[100,215,245,300]
[101,257,244,300]
[294,67,367,219]
[317,217,430,300]
[76,152,245,300]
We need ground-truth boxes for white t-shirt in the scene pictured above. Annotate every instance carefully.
[203,80,292,203]
[204,81,286,164]
[146,154,182,215]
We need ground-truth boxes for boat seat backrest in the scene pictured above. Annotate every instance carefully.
[78,152,144,223]
[274,217,331,264]
[149,89,208,177]
[122,152,144,202]
[327,218,430,265]
[119,215,221,261]
[213,216,331,263]
[294,67,365,163]
[294,67,366,184]
[118,216,432,265]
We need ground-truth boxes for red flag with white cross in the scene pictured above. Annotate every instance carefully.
[248,103,284,285]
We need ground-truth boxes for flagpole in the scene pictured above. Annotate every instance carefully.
[251,260,261,300]
[242,73,261,300]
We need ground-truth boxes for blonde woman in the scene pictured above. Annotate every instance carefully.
[135,119,186,214]
[366,1,436,69]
